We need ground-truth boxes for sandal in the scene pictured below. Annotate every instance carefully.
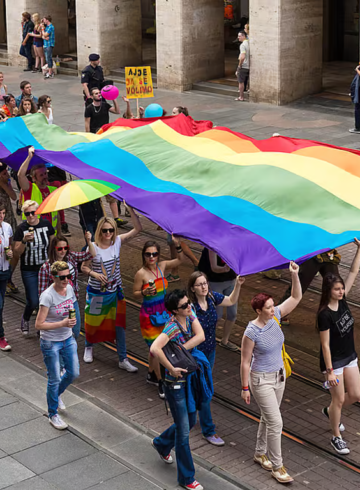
[166,273,180,283]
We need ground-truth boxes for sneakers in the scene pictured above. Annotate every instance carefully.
[49,414,68,430]
[146,370,159,386]
[166,273,180,283]
[151,440,173,464]
[271,466,294,483]
[349,128,360,134]
[254,453,272,471]
[219,341,238,352]
[203,434,225,446]
[60,368,66,377]
[0,337,11,351]
[61,222,71,237]
[21,316,30,336]
[331,436,350,455]
[118,358,138,373]
[7,281,19,294]
[158,379,165,399]
[115,217,128,228]
[181,481,203,490]
[58,396,66,411]
[322,406,345,432]
[45,73,54,79]
[83,347,94,363]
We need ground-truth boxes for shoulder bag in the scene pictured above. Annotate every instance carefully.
[273,316,294,378]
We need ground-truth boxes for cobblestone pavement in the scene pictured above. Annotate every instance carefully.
[2,65,360,489]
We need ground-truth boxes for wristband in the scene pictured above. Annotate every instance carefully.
[242,386,249,391]
[326,367,334,374]
[176,247,183,253]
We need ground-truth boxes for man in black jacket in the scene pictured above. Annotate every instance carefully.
[21,12,35,71]
[81,54,113,105]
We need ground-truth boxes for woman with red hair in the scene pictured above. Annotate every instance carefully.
[240,262,301,484]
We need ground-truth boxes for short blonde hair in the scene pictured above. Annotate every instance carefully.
[50,261,69,276]
[95,217,117,246]
[22,200,39,213]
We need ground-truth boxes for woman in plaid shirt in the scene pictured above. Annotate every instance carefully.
[38,233,95,339]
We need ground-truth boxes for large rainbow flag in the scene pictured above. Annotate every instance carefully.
[1,112,360,275]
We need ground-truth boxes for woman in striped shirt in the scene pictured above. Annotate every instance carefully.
[240,261,301,484]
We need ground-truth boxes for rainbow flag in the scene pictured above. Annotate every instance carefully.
[84,287,126,344]
[1,113,360,275]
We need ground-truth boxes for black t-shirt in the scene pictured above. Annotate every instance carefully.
[81,65,105,90]
[198,248,237,282]
[84,102,111,134]
[13,219,55,271]
[318,298,357,371]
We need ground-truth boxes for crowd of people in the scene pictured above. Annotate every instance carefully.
[1,34,360,490]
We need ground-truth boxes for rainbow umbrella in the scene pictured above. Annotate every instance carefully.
[36,179,120,215]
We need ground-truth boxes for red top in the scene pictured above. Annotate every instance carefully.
[23,182,53,224]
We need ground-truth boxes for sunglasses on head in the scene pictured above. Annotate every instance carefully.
[56,274,72,281]
[178,300,191,310]
[101,228,115,234]
[144,252,159,258]
[25,211,36,217]
[55,246,69,252]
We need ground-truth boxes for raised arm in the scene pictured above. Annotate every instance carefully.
[159,235,183,275]
[209,250,230,274]
[122,96,133,118]
[219,275,245,307]
[240,335,255,404]
[109,98,120,115]
[345,238,360,295]
[18,146,34,192]
[85,231,96,257]
[120,205,142,244]
[278,261,302,318]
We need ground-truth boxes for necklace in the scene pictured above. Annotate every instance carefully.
[93,103,101,114]
[145,265,159,279]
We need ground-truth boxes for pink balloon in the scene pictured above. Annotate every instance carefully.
[101,85,119,100]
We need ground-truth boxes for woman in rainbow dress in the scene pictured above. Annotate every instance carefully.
[134,237,183,398]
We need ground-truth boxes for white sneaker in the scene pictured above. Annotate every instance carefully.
[60,368,66,377]
[83,347,93,363]
[118,358,138,373]
[49,414,68,430]
[58,396,66,411]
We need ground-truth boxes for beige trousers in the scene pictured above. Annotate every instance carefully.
[249,370,285,469]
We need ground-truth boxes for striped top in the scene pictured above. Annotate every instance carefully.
[87,236,122,293]
[244,306,284,373]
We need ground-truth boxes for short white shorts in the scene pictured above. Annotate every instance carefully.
[330,358,359,376]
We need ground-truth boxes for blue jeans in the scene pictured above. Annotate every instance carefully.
[59,300,81,370]
[40,336,80,417]
[153,383,196,486]
[21,269,40,321]
[85,325,127,361]
[23,43,34,69]
[355,103,360,130]
[44,46,53,68]
[0,269,10,338]
[198,349,216,437]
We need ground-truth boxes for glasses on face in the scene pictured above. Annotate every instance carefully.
[56,274,72,281]
[24,211,36,217]
[178,300,191,310]
[144,252,159,258]
[47,99,51,103]
[56,246,69,252]
[194,282,207,288]
[101,228,115,234]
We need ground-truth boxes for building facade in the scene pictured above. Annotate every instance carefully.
[0,0,359,105]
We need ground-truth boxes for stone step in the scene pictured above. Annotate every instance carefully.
[0,43,7,51]
[0,51,8,59]
[0,60,9,66]
[62,52,78,62]
[57,66,78,77]
[192,81,238,98]
[59,59,78,70]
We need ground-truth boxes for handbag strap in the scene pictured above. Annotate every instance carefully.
[158,265,167,298]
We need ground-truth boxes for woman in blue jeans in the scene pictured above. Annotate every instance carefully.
[0,199,14,351]
[150,289,205,490]
[13,200,55,335]
[36,261,80,430]
[188,271,244,446]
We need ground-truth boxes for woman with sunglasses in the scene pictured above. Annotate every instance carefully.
[36,261,80,430]
[38,233,96,340]
[13,200,55,336]
[150,289,205,490]
[81,208,142,370]
[133,238,183,397]
[38,95,54,124]
[187,271,244,446]
[240,261,301,484]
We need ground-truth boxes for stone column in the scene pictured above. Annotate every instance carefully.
[0,1,6,44]
[76,0,142,75]
[6,0,69,66]
[157,0,224,91]
[250,0,323,104]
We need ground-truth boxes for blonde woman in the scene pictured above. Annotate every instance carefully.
[81,209,142,370]
[29,13,45,72]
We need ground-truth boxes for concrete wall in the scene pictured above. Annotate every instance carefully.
[76,0,142,75]
[157,0,224,91]
[250,0,323,104]
[6,0,69,66]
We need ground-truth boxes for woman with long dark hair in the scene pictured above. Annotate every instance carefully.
[133,237,183,397]
[1,94,17,118]
[18,97,37,116]
[318,238,360,455]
